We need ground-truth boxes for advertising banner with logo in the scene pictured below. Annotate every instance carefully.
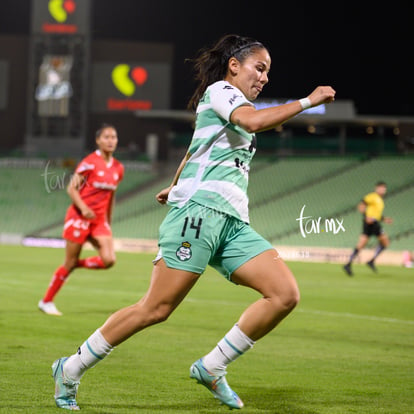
[90,62,171,112]
[31,0,91,35]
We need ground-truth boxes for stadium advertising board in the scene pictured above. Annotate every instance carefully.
[31,0,91,35]
[90,62,171,113]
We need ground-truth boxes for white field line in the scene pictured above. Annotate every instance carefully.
[4,277,413,326]
[184,297,414,326]
[295,308,414,326]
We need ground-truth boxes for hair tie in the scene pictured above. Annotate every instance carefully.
[222,41,263,65]
[231,42,263,57]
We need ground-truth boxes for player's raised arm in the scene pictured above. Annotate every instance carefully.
[231,86,336,133]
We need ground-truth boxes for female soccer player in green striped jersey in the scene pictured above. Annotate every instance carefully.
[51,34,335,410]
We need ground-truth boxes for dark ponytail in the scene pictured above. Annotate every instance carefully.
[186,34,265,110]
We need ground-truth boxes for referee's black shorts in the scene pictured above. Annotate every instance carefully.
[362,220,383,237]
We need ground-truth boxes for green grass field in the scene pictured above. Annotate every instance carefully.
[1,245,413,413]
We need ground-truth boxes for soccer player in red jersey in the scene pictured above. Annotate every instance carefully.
[38,124,124,316]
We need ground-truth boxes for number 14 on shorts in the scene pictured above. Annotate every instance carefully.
[181,217,203,239]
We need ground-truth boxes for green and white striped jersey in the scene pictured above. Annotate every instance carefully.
[168,80,256,223]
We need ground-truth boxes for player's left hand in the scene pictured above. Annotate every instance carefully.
[81,206,96,219]
[156,187,171,205]
[383,217,393,224]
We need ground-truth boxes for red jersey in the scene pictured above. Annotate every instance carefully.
[74,150,124,217]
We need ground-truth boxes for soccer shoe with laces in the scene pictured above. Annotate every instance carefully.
[38,300,62,316]
[52,357,80,410]
[190,359,244,409]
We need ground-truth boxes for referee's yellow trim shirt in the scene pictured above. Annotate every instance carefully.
[363,192,384,221]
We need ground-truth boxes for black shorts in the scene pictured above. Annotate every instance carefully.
[362,220,383,237]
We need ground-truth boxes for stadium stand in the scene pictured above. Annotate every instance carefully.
[1,156,413,254]
[0,164,69,235]
[0,161,155,237]
[107,176,172,240]
[248,157,360,206]
[249,156,414,247]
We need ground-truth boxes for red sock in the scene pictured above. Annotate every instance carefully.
[42,266,70,302]
[77,256,106,269]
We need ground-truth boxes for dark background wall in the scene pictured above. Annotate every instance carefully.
[1,0,412,115]
[0,0,412,155]
[0,36,29,152]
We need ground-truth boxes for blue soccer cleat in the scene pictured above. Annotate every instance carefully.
[52,357,80,410]
[190,359,244,409]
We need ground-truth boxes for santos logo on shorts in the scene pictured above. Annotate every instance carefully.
[176,241,192,261]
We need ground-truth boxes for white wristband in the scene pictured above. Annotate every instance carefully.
[299,97,312,110]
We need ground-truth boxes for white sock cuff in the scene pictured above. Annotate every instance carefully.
[77,329,113,368]
[94,329,113,352]
[223,324,254,356]
[234,324,255,347]
[87,329,113,357]
[63,330,112,381]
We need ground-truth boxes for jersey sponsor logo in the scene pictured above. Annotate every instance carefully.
[176,241,192,261]
[92,181,118,190]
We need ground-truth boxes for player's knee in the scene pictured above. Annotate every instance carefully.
[276,283,300,312]
[284,284,300,310]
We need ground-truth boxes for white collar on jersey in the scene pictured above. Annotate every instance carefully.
[95,149,113,168]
